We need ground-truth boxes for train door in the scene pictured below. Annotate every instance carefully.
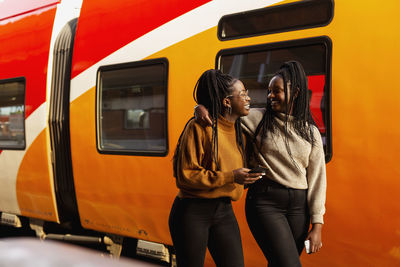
[48,18,80,224]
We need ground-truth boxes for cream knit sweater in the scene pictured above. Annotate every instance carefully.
[241,108,327,224]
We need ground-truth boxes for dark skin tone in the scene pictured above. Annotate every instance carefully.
[268,76,322,253]
[196,76,323,254]
[221,80,263,185]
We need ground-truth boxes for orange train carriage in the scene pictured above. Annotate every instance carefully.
[0,0,399,266]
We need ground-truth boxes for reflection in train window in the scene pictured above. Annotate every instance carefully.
[125,109,149,129]
[0,78,25,150]
[97,59,168,156]
[217,37,332,161]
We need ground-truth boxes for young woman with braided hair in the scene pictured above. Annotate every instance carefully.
[169,69,263,267]
[195,61,327,266]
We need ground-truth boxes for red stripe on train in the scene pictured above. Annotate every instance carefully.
[308,75,326,133]
[0,7,56,119]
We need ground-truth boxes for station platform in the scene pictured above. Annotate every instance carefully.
[0,237,160,267]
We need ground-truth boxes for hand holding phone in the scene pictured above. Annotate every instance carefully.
[234,168,263,185]
[248,166,267,175]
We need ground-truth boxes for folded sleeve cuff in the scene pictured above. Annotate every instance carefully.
[311,215,324,224]
[222,171,235,184]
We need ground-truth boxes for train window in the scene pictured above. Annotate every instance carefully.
[96,58,168,156]
[0,78,25,150]
[216,37,332,162]
[218,0,334,41]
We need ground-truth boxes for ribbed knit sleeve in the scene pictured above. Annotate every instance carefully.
[306,126,327,224]
[176,121,235,191]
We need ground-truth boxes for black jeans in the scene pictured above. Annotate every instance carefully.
[245,179,310,267]
[169,197,244,267]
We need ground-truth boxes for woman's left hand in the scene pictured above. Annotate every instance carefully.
[305,223,323,254]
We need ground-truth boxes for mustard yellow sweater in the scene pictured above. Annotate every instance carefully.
[175,116,244,201]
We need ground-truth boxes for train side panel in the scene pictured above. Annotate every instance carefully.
[0,3,58,222]
[69,0,400,266]
[69,0,279,264]
[0,0,399,266]
[321,1,400,266]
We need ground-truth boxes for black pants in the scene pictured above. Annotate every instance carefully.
[245,180,310,267]
[169,197,244,267]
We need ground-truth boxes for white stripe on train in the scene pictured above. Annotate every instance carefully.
[0,104,47,213]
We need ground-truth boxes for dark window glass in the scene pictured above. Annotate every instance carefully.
[217,37,332,161]
[97,59,168,156]
[218,0,334,40]
[0,78,25,150]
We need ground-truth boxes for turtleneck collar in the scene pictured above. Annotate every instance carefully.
[217,115,236,132]
[275,112,295,122]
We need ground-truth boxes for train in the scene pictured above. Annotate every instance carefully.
[1,0,399,266]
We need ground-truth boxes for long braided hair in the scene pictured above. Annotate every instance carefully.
[254,61,317,165]
[173,69,245,177]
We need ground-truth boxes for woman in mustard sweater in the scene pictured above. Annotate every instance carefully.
[169,69,263,267]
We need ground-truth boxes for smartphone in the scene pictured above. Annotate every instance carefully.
[304,240,311,254]
[248,166,267,174]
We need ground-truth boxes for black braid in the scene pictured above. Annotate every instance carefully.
[235,118,245,166]
[173,69,246,176]
[255,61,317,168]
[172,117,194,178]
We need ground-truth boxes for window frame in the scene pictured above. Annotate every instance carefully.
[0,77,26,150]
[95,58,169,157]
[215,36,332,162]
[217,0,334,41]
